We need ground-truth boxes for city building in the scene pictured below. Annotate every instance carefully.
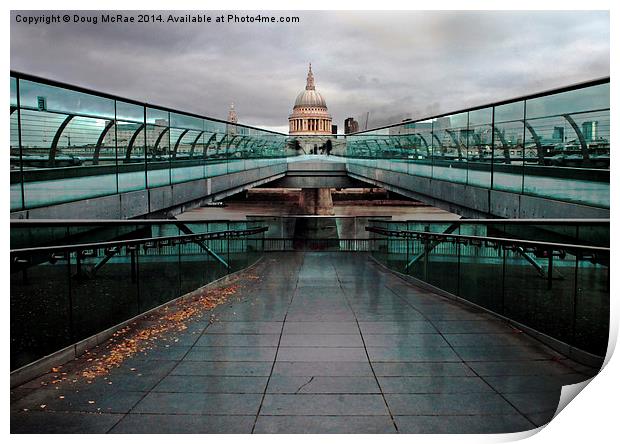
[344,117,359,134]
[288,64,332,135]
[227,103,238,135]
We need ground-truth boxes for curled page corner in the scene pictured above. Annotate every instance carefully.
[554,377,594,419]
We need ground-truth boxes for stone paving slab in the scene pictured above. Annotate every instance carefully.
[254,415,397,433]
[266,376,381,394]
[11,252,599,434]
[110,414,256,434]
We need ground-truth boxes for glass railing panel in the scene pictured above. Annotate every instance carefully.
[383,237,406,271]
[523,83,609,207]
[431,112,468,184]
[19,79,115,119]
[425,237,460,295]
[69,248,140,342]
[137,243,181,311]
[116,119,146,193]
[171,129,205,184]
[458,241,504,313]
[574,252,609,356]
[179,240,215,295]
[11,253,72,370]
[10,110,23,211]
[146,107,171,188]
[526,82,609,119]
[492,101,525,193]
[502,248,576,347]
[467,107,493,188]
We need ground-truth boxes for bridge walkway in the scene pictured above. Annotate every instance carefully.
[10,252,597,434]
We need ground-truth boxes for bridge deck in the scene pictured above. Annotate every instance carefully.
[11,252,597,434]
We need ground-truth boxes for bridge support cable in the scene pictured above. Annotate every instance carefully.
[174,222,230,269]
[404,223,460,271]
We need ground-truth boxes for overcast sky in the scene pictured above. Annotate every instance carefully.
[10,10,609,133]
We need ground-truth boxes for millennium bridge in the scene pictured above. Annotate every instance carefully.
[10,72,609,434]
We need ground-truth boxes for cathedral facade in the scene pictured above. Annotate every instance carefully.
[288,64,332,135]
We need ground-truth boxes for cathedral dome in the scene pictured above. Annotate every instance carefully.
[292,63,327,109]
[294,89,327,108]
[289,63,332,135]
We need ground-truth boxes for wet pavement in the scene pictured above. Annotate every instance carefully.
[11,252,598,434]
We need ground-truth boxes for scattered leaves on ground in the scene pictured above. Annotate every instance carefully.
[51,279,248,382]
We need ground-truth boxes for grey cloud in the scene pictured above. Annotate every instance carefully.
[11,10,609,132]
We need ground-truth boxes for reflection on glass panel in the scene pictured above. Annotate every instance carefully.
[170,112,203,131]
[525,83,609,170]
[116,100,144,123]
[492,101,525,193]
[432,112,468,184]
[574,253,609,356]
[526,83,609,119]
[467,107,493,188]
[10,77,17,107]
[19,80,115,118]
[172,129,204,184]
[146,119,171,188]
[57,116,109,166]
[116,120,146,193]
[10,110,22,210]
[146,106,169,125]
[19,109,66,163]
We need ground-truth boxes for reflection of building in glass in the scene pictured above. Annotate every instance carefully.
[288,64,332,135]
[344,117,359,134]
[582,121,598,141]
[552,126,565,142]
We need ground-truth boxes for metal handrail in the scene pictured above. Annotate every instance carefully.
[366,218,610,225]
[365,226,610,254]
[10,218,256,226]
[350,76,610,136]
[10,227,267,257]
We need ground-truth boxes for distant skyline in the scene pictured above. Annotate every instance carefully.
[10,10,609,133]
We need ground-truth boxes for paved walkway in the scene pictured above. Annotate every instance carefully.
[11,252,597,434]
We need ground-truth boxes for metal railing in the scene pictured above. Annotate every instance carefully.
[366,226,609,359]
[264,238,370,252]
[344,77,610,209]
[11,73,610,212]
[367,218,610,248]
[10,226,267,371]
[10,71,294,211]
